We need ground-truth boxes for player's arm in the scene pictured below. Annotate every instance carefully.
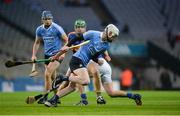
[58,34,68,60]
[54,25,68,61]
[55,24,69,46]
[96,51,111,66]
[103,50,111,62]
[61,34,68,46]
[31,37,41,61]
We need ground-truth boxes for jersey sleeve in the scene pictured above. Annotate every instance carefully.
[56,25,66,37]
[36,27,42,39]
[68,33,74,41]
[83,31,93,41]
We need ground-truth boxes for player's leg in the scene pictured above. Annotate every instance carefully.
[75,84,88,106]
[68,68,90,85]
[103,83,142,105]
[54,56,90,85]
[38,61,60,104]
[45,61,60,90]
[99,59,142,105]
[54,68,90,85]
[45,81,76,107]
[56,81,76,98]
[44,57,90,107]
[45,69,90,107]
[58,68,71,90]
[87,61,106,104]
[63,68,88,106]
[52,66,87,105]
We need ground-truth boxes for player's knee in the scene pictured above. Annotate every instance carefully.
[81,79,90,85]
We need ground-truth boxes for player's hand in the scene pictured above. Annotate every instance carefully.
[104,55,111,62]
[58,53,65,61]
[60,46,70,53]
[31,55,37,62]
[50,55,58,61]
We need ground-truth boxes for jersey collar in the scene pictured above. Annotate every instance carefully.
[43,22,53,30]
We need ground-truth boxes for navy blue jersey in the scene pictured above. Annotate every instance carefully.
[68,32,84,53]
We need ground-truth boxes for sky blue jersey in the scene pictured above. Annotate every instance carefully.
[36,22,66,56]
[73,30,110,66]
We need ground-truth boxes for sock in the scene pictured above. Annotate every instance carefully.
[61,75,69,81]
[81,93,87,101]
[44,93,48,99]
[51,95,59,102]
[127,93,134,99]
[96,92,101,97]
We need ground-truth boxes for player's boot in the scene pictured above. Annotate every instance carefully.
[97,96,106,104]
[44,95,59,107]
[37,96,47,104]
[133,94,142,106]
[74,100,88,106]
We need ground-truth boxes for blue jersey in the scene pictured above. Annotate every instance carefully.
[36,22,66,56]
[73,30,110,66]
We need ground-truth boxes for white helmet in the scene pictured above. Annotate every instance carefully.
[105,24,119,41]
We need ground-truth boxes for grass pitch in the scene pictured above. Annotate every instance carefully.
[0,91,180,115]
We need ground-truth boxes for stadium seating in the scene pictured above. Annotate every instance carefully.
[0,0,180,89]
[0,0,40,35]
[101,0,167,40]
[21,0,102,31]
[0,21,44,77]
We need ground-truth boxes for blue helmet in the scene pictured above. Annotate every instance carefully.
[41,10,53,19]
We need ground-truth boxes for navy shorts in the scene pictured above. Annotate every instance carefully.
[69,56,85,72]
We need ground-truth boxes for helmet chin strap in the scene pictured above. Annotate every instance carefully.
[107,38,112,42]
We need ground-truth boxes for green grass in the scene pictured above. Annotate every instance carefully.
[0,91,180,115]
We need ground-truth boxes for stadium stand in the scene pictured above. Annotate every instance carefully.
[21,0,102,31]
[101,0,167,40]
[0,0,103,78]
[0,0,180,90]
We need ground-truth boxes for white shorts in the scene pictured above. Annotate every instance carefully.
[98,58,112,84]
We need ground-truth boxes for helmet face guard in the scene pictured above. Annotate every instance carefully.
[74,19,86,29]
[105,24,119,42]
[106,27,112,42]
